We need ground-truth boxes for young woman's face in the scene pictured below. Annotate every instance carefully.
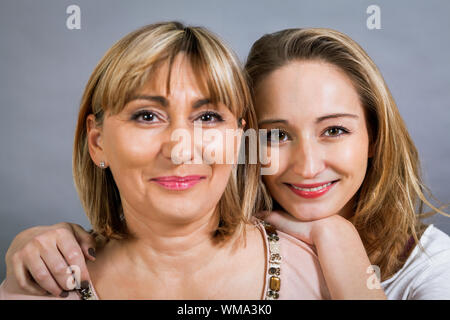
[255,60,371,221]
[87,54,241,225]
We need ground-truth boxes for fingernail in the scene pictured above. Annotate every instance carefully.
[88,247,96,258]
[81,280,90,290]
[59,291,69,298]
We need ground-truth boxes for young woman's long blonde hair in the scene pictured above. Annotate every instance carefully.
[245,28,448,280]
[73,22,267,243]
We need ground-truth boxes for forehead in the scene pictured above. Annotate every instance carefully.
[136,53,207,99]
[255,60,364,120]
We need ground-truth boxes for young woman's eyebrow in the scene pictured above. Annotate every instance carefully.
[258,119,289,126]
[316,113,359,123]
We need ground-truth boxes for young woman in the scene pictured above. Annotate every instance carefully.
[4,26,448,300]
[245,28,450,299]
[0,22,332,300]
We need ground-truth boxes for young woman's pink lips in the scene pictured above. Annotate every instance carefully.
[151,175,206,190]
[286,180,338,199]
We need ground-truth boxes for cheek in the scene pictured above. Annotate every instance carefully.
[104,126,161,169]
[201,128,240,164]
[208,164,233,198]
[328,134,369,182]
[262,147,290,192]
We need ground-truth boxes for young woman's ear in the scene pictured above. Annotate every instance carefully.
[368,144,375,158]
[86,114,108,168]
[238,117,246,129]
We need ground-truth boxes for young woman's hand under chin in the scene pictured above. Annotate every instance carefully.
[259,210,352,247]
[259,210,387,300]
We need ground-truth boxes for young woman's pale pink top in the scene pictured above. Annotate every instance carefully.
[0,220,330,300]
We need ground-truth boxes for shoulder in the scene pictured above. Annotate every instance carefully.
[0,279,81,300]
[277,230,331,299]
[407,225,450,270]
[420,224,450,253]
[382,225,450,299]
[254,218,330,300]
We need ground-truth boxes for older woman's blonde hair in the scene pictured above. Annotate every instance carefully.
[73,22,267,243]
[245,28,448,281]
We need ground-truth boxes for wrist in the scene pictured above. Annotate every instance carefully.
[311,215,356,244]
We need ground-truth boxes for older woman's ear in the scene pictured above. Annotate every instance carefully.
[86,114,107,168]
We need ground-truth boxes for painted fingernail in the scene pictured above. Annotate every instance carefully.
[88,247,96,258]
[59,290,69,298]
[81,280,90,290]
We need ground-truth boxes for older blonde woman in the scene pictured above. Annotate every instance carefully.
[0,22,332,300]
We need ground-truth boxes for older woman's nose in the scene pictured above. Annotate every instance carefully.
[290,139,325,179]
[161,126,203,165]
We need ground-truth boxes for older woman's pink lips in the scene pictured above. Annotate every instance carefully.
[151,175,206,190]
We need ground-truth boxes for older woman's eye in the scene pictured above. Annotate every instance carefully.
[195,111,224,123]
[323,126,350,137]
[131,110,159,123]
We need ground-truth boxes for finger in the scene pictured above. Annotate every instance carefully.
[56,231,91,289]
[70,224,97,261]
[39,243,77,292]
[23,253,67,297]
[9,261,48,296]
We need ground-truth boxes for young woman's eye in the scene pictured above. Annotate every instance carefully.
[131,110,159,123]
[266,129,290,144]
[195,111,224,123]
[323,126,350,137]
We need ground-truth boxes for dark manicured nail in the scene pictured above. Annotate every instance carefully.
[59,291,69,298]
[81,281,90,290]
[88,247,96,258]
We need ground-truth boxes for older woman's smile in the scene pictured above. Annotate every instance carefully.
[150,175,207,190]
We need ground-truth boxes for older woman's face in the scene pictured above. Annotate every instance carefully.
[255,60,371,221]
[87,54,240,225]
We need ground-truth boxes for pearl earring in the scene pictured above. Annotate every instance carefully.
[99,161,106,168]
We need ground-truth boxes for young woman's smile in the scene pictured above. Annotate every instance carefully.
[256,60,371,221]
[285,180,339,199]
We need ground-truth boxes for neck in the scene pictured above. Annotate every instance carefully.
[109,203,232,276]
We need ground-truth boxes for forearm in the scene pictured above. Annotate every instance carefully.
[313,217,386,300]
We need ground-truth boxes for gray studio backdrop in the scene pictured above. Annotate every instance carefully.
[1,0,449,280]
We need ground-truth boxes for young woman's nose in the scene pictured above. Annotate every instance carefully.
[290,137,325,179]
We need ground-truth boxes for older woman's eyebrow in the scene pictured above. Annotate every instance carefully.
[192,98,211,109]
[127,95,168,107]
[258,119,289,126]
[316,113,358,123]
[126,96,211,109]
